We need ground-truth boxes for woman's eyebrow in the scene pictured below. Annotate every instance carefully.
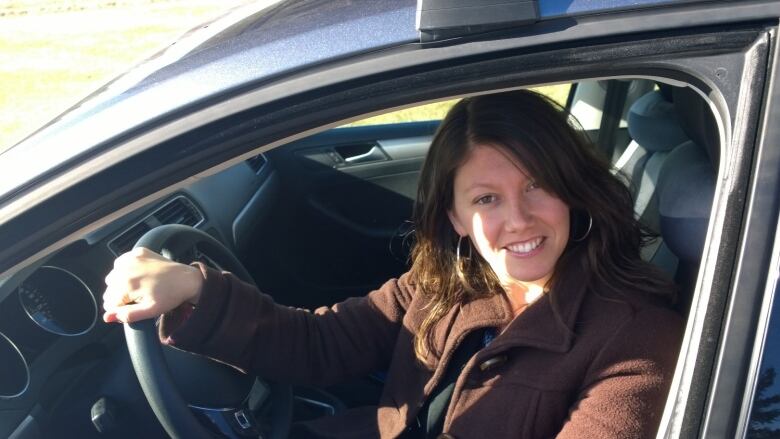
[463,175,531,193]
[462,182,495,193]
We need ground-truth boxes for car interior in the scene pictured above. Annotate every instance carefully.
[0,77,719,438]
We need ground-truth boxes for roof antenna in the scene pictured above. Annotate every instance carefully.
[416,0,539,43]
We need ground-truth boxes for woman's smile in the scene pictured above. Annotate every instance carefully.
[504,236,545,257]
[448,144,570,290]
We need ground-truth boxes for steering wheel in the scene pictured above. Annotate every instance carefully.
[123,224,292,438]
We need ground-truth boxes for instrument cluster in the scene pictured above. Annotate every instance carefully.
[0,265,98,400]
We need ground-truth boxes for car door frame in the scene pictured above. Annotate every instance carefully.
[0,3,779,438]
[703,22,780,439]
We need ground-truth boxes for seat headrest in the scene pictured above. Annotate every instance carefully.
[657,141,715,262]
[672,86,720,167]
[628,91,690,152]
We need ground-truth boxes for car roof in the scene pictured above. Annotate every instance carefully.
[0,0,717,203]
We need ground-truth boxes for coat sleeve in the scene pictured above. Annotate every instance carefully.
[555,306,684,439]
[158,263,416,386]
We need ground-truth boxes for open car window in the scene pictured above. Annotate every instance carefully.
[2,2,779,437]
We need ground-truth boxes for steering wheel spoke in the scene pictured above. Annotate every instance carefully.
[190,402,263,439]
[124,225,292,439]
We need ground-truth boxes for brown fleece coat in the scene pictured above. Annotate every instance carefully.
[161,264,684,439]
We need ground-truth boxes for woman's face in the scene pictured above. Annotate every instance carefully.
[448,144,570,290]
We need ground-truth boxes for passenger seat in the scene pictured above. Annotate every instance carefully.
[656,87,718,313]
[618,87,690,261]
[617,84,717,313]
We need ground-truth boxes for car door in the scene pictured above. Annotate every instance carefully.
[241,120,436,309]
[742,232,780,438]
[1,1,779,438]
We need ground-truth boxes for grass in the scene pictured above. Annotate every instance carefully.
[0,1,248,152]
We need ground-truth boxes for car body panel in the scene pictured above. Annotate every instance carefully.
[2,2,777,274]
[1,1,780,438]
[704,27,780,438]
[0,0,419,206]
[540,0,705,17]
[3,1,776,208]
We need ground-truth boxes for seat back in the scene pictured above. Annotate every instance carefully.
[656,87,718,313]
[621,89,690,226]
[619,89,690,262]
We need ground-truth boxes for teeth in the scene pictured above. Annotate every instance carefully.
[508,238,543,254]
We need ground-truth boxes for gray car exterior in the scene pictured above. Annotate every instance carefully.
[2,1,780,438]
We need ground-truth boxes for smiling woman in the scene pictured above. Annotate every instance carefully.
[99,89,684,439]
[0,1,776,438]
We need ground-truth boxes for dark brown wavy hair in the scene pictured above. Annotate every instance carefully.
[409,89,676,364]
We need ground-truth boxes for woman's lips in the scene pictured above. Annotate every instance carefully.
[505,237,545,257]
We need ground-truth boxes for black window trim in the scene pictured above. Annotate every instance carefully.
[0,19,773,439]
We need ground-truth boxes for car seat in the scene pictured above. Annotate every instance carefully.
[655,86,718,313]
[615,86,690,232]
[619,86,690,261]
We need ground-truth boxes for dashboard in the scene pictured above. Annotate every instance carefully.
[0,155,274,438]
[0,121,429,438]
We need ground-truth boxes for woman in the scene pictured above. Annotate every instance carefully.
[103,90,684,438]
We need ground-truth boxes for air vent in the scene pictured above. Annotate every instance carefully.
[246,154,267,173]
[108,222,151,256]
[154,197,202,226]
[108,196,205,256]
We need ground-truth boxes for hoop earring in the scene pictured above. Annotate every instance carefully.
[572,212,593,242]
[455,235,473,283]
[456,235,472,263]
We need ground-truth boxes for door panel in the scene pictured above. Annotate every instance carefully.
[243,121,437,309]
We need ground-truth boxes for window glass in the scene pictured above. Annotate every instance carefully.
[341,84,571,127]
[569,82,606,131]
[568,80,655,132]
[746,260,780,437]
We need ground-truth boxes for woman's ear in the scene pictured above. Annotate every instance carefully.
[447,210,467,237]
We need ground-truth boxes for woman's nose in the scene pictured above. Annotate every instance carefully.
[504,199,533,231]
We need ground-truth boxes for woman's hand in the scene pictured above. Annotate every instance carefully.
[102,247,204,324]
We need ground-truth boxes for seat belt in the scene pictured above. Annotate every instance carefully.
[404,328,496,438]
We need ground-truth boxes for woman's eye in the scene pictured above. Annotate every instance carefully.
[475,195,496,205]
[527,180,540,191]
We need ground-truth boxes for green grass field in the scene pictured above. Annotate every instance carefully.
[0,1,248,152]
[1,1,570,153]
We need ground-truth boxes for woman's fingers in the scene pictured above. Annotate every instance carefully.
[104,251,150,323]
[103,310,118,323]
[101,248,203,324]
[114,301,158,323]
[104,301,158,323]
[102,281,160,323]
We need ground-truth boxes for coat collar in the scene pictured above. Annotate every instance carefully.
[438,265,590,357]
